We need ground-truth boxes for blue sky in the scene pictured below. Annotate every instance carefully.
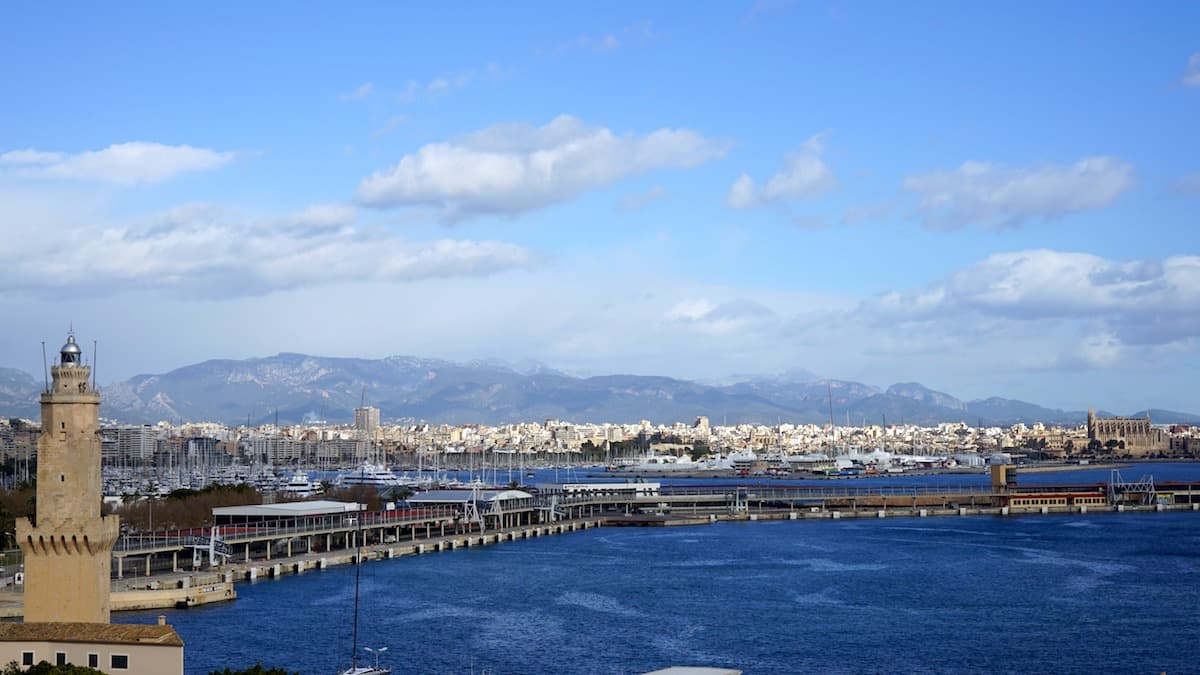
[1,1,1198,413]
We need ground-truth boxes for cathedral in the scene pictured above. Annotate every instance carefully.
[1087,408,1168,456]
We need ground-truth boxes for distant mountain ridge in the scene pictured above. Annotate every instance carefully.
[0,367,40,419]
[1,355,1198,428]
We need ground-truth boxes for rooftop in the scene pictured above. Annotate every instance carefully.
[0,622,184,647]
[406,489,533,504]
[212,500,362,518]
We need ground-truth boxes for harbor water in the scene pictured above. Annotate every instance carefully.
[124,508,1200,674]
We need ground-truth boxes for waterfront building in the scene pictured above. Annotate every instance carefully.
[1087,408,1168,456]
[0,333,183,674]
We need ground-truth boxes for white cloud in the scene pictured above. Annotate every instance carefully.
[873,249,1199,318]
[727,174,756,209]
[355,115,729,221]
[340,82,375,101]
[665,299,718,321]
[902,156,1133,229]
[274,203,358,235]
[0,200,534,299]
[858,249,1200,369]
[726,134,837,209]
[664,298,776,337]
[3,142,234,185]
[1183,52,1200,87]
[0,149,65,165]
[393,66,495,105]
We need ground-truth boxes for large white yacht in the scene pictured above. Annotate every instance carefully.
[279,470,324,498]
[336,464,407,489]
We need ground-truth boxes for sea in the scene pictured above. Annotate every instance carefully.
[123,463,1200,674]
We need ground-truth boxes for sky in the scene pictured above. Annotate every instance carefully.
[1,1,1198,413]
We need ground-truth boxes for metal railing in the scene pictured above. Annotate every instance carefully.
[113,505,461,555]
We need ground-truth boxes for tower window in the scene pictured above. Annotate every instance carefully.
[61,422,65,429]
[61,474,65,482]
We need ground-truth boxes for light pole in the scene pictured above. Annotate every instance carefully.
[364,646,388,670]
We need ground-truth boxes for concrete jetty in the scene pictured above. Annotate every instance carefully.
[1,472,1195,616]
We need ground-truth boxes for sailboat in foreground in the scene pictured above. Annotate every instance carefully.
[338,496,391,675]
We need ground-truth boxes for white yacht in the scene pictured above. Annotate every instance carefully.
[279,471,324,498]
[336,464,406,489]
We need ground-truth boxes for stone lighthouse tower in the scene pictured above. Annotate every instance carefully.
[16,332,120,623]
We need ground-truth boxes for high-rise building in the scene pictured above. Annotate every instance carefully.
[354,405,380,462]
[355,406,381,438]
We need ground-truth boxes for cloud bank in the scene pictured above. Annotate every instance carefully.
[860,249,1200,367]
[355,115,729,221]
[1,142,234,185]
[0,202,534,299]
[902,156,1133,229]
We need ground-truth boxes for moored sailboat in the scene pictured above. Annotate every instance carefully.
[338,494,390,675]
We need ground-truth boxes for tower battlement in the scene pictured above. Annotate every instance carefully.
[45,363,97,399]
[17,332,117,624]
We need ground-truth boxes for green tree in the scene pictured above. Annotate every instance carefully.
[2,661,105,674]
[208,665,298,675]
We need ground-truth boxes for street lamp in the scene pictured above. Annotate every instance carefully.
[364,646,388,670]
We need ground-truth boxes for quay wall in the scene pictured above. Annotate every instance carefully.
[3,502,1194,617]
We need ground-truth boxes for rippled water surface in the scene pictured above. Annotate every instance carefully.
[123,509,1200,674]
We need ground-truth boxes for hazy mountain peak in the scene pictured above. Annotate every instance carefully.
[1,354,1196,427]
[886,382,966,411]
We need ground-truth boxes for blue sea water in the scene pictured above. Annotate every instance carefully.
[125,508,1200,674]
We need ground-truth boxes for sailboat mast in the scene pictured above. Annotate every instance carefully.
[827,384,835,456]
[350,470,364,670]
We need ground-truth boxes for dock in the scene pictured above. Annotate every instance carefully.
[0,473,1195,616]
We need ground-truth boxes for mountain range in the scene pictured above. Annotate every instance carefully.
[1,354,1197,428]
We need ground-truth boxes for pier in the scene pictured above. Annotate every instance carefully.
[0,474,1197,616]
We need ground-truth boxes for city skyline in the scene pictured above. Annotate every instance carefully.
[2,3,1199,413]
